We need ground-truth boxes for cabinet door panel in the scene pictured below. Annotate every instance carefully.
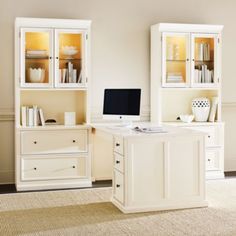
[162,32,190,88]
[191,33,219,88]
[20,28,54,88]
[54,29,87,88]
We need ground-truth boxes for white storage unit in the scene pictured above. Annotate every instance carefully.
[15,18,92,191]
[150,23,224,179]
[93,125,207,213]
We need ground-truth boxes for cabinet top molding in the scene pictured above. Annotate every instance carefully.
[152,23,223,33]
[15,17,91,29]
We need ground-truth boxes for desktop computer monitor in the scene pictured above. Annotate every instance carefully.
[103,88,141,122]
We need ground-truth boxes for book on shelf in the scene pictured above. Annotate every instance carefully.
[21,105,45,127]
[196,43,210,61]
[209,97,219,122]
[167,73,183,83]
[59,62,81,84]
[21,106,27,127]
[194,65,213,83]
[38,108,45,126]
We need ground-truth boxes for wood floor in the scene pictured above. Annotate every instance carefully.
[0,180,112,194]
[0,172,235,194]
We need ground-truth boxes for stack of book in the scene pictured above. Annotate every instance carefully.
[26,50,48,59]
[194,65,214,83]
[167,73,183,83]
[196,43,210,61]
[59,62,82,83]
[21,106,45,127]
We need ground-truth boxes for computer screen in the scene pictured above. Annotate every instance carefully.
[103,89,141,120]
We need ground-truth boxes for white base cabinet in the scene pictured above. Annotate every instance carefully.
[95,125,209,213]
[16,127,92,191]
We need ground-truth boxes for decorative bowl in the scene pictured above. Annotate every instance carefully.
[61,46,78,57]
[192,97,210,122]
[28,68,45,83]
[179,114,194,123]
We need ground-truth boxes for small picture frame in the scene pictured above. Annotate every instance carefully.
[64,112,76,126]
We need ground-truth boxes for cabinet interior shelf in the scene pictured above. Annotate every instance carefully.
[26,57,49,60]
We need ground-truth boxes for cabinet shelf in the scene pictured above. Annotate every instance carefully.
[166,59,186,62]
[26,57,49,60]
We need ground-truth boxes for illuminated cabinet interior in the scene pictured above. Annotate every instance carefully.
[151,23,225,180]
[15,18,92,191]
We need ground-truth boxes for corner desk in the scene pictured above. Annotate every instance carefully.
[92,124,208,213]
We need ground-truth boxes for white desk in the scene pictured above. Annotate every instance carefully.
[92,124,208,213]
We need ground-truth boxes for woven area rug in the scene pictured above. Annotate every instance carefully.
[0,179,236,236]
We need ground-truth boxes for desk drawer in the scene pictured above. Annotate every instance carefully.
[206,150,220,171]
[114,136,124,155]
[21,130,88,155]
[114,153,124,173]
[114,170,124,204]
[21,156,87,181]
[187,126,220,147]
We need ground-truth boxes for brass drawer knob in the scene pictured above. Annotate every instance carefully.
[34,167,37,170]
[116,184,120,188]
[116,160,120,164]
[73,140,76,143]
[33,141,37,144]
[72,165,76,169]
[116,143,120,147]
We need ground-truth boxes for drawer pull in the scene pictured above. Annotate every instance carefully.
[33,167,37,170]
[208,159,211,162]
[208,135,211,138]
[116,143,120,147]
[73,140,76,143]
[33,141,37,144]
[72,165,76,168]
[116,160,120,164]
[116,184,120,188]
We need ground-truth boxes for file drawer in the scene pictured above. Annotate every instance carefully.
[114,153,124,173]
[187,126,220,147]
[114,136,124,155]
[114,170,124,204]
[21,130,88,154]
[21,156,87,181]
[206,150,220,171]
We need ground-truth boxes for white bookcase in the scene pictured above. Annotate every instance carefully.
[15,18,92,191]
[151,23,224,179]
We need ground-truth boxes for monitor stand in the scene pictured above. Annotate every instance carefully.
[110,120,133,129]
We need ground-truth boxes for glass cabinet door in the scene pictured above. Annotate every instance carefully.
[20,28,53,87]
[191,34,218,87]
[55,29,87,88]
[162,33,190,87]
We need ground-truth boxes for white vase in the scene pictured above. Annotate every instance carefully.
[192,97,210,122]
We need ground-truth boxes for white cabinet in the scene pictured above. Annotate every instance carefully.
[20,27,88,88]
[109,128,207,213]
[162,29,220,88]
[15,18,92,191]
[151,23,224,179]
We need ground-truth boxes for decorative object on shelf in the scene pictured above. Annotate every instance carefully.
[61,46,78,58]
[208,97,219,122]
[26,49,48,59]
[167,72,183,83]
[64,112,76,126]
[28,68,45,83]
[45,119,58,125]
[192,97,210,122]
[178,114,194,123]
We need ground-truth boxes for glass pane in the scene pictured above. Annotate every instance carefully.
[25,32,50,84]
[58,33,82,84]
[194,37,214,84]
[165,35,187,84]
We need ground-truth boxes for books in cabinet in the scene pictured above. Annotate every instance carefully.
[21,105,45,127]
[59,62,83,84]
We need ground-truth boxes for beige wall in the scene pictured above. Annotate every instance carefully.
[1,0,236,183]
